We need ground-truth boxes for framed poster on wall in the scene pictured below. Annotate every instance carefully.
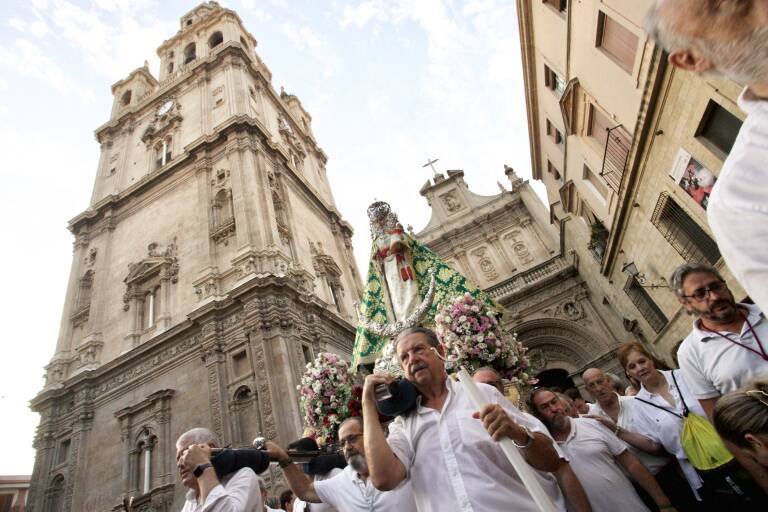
[668,148,717,210]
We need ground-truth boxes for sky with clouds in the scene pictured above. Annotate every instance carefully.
[0,0,543,474]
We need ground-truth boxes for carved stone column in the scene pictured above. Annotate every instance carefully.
[65,400,94,512]
[200,322,230,443]
[27,420,56,512]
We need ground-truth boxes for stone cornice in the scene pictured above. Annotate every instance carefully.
[110,66,158,94]
[421,195,524,248]
[515,0,542,181]
[71,116,353,239]
[30,273,355,412]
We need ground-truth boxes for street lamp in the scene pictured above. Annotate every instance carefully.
[621,261,669,289]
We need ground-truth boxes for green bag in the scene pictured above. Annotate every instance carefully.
[680,411,733,470]
[636,371,733,471]
[672,371,733,470]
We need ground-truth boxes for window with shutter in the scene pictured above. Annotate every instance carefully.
[624,277,668,332]
[651,193,721,264]
[597,12,638,73]
[588,105,612,148]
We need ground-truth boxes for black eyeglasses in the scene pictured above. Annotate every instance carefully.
[682,281,727,301]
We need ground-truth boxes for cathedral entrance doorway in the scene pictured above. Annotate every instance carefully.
[514,318,608,380]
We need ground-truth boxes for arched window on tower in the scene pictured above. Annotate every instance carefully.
[212,189,234,228]
[233,386,260,446]
[121,90,132,107]
[208,31,223,49]
[46,475,65,512]
[142,286,159,330]
[134,428,157,495]
[76,270,94,310]
[155,137,172,169]
[167,51,175,74]
[183,42,196,64]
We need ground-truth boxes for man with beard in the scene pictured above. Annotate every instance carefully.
[646,1,768,315]
[673,264,768,417]
[530,389,677,512]
[674,264,768,493]
[265,417,416,512]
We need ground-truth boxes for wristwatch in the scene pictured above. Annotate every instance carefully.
[193,462,213,478]
[278,457,294,468]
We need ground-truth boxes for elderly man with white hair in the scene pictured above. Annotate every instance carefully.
[176,427,261,512]
[645,0,768,315]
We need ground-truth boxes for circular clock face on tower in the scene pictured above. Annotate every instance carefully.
[157,99,173,116]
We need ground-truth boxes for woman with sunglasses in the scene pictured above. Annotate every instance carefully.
[714,380,768,469]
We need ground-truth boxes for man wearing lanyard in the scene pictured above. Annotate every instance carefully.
[672,263,768,492]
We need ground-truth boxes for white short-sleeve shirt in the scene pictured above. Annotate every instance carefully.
[677,303,768,399]
[314,464,417,512]
[588,394,669,474]
[181,467,262,512]
[386,377,566,512]
[558,418,649,512]
[708,88,768,317]
[631,370,704,493]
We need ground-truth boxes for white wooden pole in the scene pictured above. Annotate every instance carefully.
[456,368,557,512]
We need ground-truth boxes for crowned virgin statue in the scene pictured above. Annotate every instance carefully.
[352,201,502,372]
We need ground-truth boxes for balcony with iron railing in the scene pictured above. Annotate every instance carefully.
[600,125,630,193]
[486,253,576,303]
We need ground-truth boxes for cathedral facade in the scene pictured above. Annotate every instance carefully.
[418,168,628,389]
[28,3,361,511]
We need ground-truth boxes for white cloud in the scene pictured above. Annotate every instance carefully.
[280,22,341,78]
[0,39,95,102]
[341,1,381,28]
[8,17,26,32]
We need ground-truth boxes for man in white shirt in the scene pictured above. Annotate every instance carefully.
[672,265,768,415]
[265,417,416,512]
[673,264,768,494]
[645,0,768,315]
[362,326,569,512]
[176,427,261,512]
[582,368,669,474]
[531,389,676,512]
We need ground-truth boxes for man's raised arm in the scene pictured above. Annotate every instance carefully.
[263,442,321,503]
[362,374,407,491]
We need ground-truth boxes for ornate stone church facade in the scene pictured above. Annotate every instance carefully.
[417,168,628,389]
[28,3,362,511]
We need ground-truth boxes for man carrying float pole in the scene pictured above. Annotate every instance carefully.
[361,327,573,512]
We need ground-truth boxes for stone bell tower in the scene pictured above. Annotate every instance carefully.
[28,3,362,511]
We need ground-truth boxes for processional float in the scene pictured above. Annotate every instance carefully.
[351,201,556,512]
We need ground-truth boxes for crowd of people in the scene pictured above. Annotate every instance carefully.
[170,1,768,510]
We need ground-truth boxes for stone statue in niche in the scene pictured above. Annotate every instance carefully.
[440,191,463,213]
